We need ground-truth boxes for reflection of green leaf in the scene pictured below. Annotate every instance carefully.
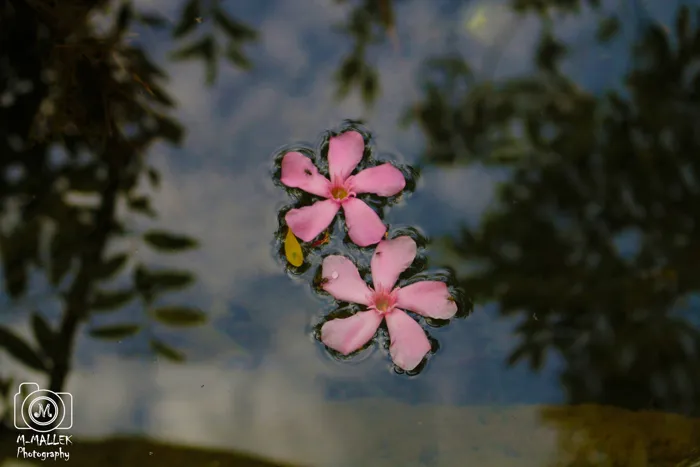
[536,33,567,72]
[129,196,157,218]
[172,0,201,38]
[150,339,186,362]
[170,35,215,62]
[88,324,141,340]
[116,3,133,33]
[135,266,196,303]
[224,44,252,70]
[96,253,129,280]
[509,341,543,370]
[596,16,620,43]
[507,343,528,366]
[145,270,194,289]
[129,47,167,79]
[212,8,257,41]
[49,233,73,287]
[138,12,169,28]
[146,82,176,107]
[361,69,379,106]
[0,377,13,397]
[0,233,28,298]
[31,313,55,357]
[143,231,198,252]
[155,116,184,144]
[488,141,530,163]
[0,326,46,372]
[205,49,218,84]
[147,167,161,188]
[152,306,207,327]
[335,55,363,99]
[91,289,135,312]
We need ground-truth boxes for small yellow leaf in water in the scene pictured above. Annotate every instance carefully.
[284,228,303,267]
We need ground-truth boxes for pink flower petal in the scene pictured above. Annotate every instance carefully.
[328,131,365,181]
[385,309,431,371]
[285,199,339,242]
[347,163,406,197]
[396,281,458,319]
[280,151,331,198]
[321,255,372,305]
[371,236,417,290]
[321,310,383,355]
[342,198,386,247]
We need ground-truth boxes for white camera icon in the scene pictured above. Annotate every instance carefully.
[14,382,73,433]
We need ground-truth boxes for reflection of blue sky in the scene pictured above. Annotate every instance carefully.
[612,228,643,261]
[392,165,510,237]
[0,0,696,465]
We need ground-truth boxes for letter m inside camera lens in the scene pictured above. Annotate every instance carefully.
[20,387,72,432]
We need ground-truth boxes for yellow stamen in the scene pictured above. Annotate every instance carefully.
[331,186,348,200]
[375,297,390,312]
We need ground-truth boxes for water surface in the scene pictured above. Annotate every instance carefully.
[1,0,700,465]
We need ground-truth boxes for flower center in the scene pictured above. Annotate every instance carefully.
[371,288,395,314]
[375,296,390,312]
[329,176,355,203]
[331,186,348,200]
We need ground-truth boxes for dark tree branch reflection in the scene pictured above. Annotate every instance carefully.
[168,0,258,83]
[408,4,700,416]
[332,0,404,106]
[0,0,223,426]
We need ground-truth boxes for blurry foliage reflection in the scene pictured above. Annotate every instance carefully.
[332,0,403,106]
[409,4,700,415]
[167,0,258,83]
[541,405,700,466]
[331,0,636,108]
[0,0,228,431]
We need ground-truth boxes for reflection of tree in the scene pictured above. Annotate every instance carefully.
[332,0,402,106]
[330,0,632,108]
[167,0,258,83]
[408,4,700,418]
[0,0,249,427]
[540,405,700,466]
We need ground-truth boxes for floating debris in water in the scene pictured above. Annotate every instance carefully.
[309,230,330,247]
[284,227,303,267]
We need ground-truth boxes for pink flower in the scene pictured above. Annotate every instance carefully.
[319,236,458,371]
[280,130,406,247]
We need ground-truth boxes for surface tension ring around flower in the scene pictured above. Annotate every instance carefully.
[280,130,406,247]
[319,236,458,371]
